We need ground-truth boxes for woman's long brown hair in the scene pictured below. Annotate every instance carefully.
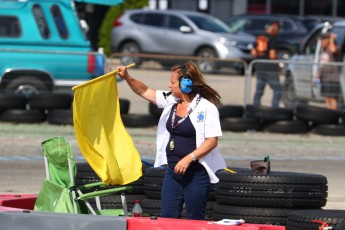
[172,62,221,106]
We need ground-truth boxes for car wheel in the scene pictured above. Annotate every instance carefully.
[5,77,49,97]
[196,47,218,73]
[282,74,303,109]
[119,42,142,67]
[277,49,292,60]
[277,49,293,69]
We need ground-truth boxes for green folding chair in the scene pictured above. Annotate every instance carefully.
[34,137,131,216]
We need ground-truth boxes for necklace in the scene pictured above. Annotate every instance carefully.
[169,95,201,151]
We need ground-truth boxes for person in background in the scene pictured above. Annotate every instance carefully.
[251,21,282,108]
[318,32,340,110]
[116,62,226,220]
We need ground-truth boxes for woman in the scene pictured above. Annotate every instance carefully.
[319,32,340,110]
[117,62,226,220]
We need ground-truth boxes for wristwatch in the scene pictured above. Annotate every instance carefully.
[190,153,197,162]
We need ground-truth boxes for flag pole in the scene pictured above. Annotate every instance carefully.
[72,63,135,91]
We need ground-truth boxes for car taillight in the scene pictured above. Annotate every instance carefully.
[88,54,95,74]
[113,19,123,27]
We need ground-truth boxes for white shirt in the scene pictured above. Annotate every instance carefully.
[153,90,226,183]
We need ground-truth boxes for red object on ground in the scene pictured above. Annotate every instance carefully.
[127,217,286,230]
[0,194,37,211]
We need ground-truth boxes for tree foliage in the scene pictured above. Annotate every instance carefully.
[98,0,148,56]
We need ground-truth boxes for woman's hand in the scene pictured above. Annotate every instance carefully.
[174,155,192,175]
[116,66,129,80]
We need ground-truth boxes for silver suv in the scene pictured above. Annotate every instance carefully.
[111,9,255,73]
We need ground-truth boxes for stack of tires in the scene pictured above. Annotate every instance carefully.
[0,93,73,124]
[220,104,310,134]
[219,104,259,132]
[219,104,345,136]
[75,161,146,213]
[0,93,136,126]
[213,167,328,226]
[295,104,345,136]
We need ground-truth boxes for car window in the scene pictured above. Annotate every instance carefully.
[331,26,345,60]
[280,20,293,32]
[167,15,188,30]
[303,29,321,55]
[51,4,69,39]
[186,15,230,33]
[302,19,321,31]
[246,19,270,31]
[130,13,143,24]
[141,13,165,27]
[0,16,21,37]
[32,4,50,39]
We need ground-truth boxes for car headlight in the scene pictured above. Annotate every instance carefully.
[218,37,237,46]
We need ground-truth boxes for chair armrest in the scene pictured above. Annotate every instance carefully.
[76,186,132,200]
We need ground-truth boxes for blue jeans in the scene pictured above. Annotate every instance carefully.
[253,71,282,107]
[161,165,210,220]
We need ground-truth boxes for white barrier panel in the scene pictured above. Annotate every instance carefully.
[0,211,127,230]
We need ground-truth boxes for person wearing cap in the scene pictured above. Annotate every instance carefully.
[251,21,282,108]
[318,32,340,110]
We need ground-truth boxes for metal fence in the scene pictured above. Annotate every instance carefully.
[245,59,345,110]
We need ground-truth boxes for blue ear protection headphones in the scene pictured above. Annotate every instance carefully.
[179,65,193,94]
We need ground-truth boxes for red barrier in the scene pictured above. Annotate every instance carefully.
[127,217,286,230]
[0,194,37,211]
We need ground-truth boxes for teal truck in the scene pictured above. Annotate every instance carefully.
[0,0,117,95]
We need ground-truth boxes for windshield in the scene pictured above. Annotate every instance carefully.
[186,15,231,33]
[225,19,246,33]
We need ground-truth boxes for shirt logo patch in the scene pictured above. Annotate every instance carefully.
[197,112,205,122]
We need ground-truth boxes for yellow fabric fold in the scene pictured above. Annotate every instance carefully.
[72,72,142,185]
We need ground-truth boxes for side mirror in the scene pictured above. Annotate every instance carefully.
[179,26,192,33]
[80,19,89,33]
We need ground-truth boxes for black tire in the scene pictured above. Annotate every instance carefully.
[312,124,345,136]
[218,104,244,119]
[143,166,166,199]
[141,198,161,216]
[0,109,45,123]
[277,49,293,61]
[148,102,163,119]
[5,77,49,96]
[27,93,72,110]
[221,117,259,132]
[295,104,340,125]
[75,162,145,195]
[46,109,73,125]
[119,42,142,67]
[213,204,295,225]
[121,114,157,128]
[98,194,147,210]
[263,120,310,134]
[0,93,27,109]
[245,104,294,121]
[215,169,328,209]
[287,209,345,230]
[119,98,130,114]
[196,47,218,73]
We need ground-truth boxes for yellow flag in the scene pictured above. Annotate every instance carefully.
[72,70,142,185]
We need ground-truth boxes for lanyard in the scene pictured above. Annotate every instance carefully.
[169,95,201,151]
